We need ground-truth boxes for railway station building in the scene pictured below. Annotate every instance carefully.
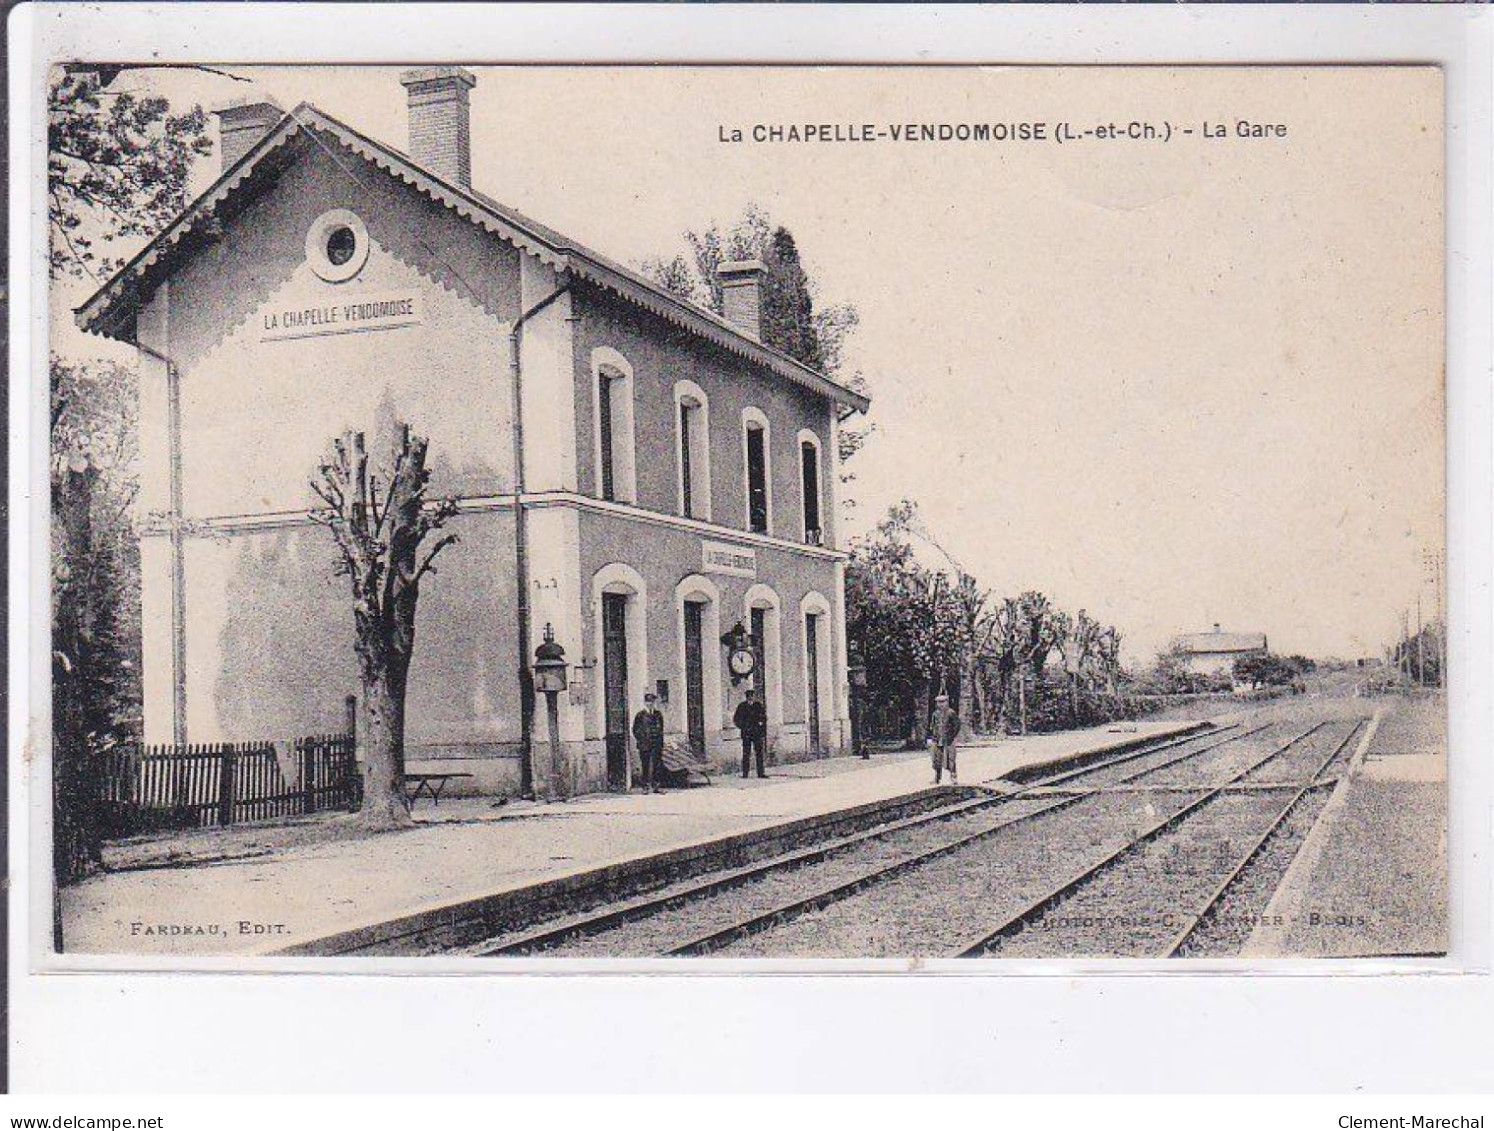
[77,68,869,797]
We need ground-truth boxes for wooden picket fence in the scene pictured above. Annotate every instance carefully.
[96,733,361,838]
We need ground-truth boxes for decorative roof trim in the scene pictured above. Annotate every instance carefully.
[75,103,870,414]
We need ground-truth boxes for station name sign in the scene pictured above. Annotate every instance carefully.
[702,541,756,579]
[261,290,423,342]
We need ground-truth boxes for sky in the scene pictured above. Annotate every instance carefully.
[52,65,1445,663]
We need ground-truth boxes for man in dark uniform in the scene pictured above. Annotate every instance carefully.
[631,692,665,793]
[732,689,768,779]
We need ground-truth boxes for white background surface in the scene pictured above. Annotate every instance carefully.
[10,3,1493,1093]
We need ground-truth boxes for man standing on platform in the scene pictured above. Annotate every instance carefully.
[930,691,962,786]
[632,692,666,793]
[733,689,768,779]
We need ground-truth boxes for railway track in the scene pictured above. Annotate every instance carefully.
[953,719,1365,958]
[471,725,1234,956]
[474,717,1361,959]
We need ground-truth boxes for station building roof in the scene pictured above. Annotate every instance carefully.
[75,102,871,415]
[1174,631,1269,655]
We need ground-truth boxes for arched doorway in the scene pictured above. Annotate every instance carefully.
[801,591,834,756]
[592,563,649,791]
[743,583,785,749]
[675,574,723,757]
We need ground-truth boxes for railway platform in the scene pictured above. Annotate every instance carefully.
[1242,695,1448,959]
[59,718,1201,958]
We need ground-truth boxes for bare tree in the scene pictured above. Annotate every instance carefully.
[1058,610,1116,722]
[949,572,999,731]
[312,426,458,828]
[1096,625,1123,701]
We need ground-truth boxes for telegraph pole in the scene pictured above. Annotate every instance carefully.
[1416,593,1425,686]
[1424,548,1445,688]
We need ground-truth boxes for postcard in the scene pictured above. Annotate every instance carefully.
[44,63,1445,964]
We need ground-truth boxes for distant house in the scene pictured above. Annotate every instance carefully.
[1174,625,1269,677]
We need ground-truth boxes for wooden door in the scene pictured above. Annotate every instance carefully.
[602,593,629,790]
[805,612,821,753]
[751,607,768,717]
[684,600,707,755]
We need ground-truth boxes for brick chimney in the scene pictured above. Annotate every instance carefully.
[212,98,283,171]
[718,260,765,340]
[400,66,477,189]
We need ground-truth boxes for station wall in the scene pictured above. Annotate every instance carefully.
[569,287,838,550]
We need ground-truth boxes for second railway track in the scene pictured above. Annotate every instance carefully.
[468,715,1366,959]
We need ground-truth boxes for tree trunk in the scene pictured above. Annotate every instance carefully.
[359,658,413,829]
[54,462,104,896]
[994,668,1011,733]
[974,670,988,734]
[959,662,976,732]
[314,425,456,832]
[908,677,931,749]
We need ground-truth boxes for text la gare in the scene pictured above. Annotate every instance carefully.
[1204,120,1288,138]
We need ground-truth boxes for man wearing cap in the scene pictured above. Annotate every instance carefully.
[930,692,962,786]
[732,688,769,780]
[631,693,666,793]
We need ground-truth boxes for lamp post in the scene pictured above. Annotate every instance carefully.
[848,653,869,759]
[532,624,569,801]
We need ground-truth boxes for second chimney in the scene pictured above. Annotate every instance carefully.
[212,98,283,172]
[718,259,765,340]
[400,66,476,189]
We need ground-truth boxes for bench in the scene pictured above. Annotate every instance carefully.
[403,772,474,809]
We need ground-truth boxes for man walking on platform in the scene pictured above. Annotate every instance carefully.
[733,689,768,779]
[632,692,666,793]
[930,691,962,785]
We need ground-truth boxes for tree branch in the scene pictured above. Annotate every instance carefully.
[413,533,459,586]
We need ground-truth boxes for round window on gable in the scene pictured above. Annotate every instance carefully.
[306,209,369,282]
[325,225,357,266]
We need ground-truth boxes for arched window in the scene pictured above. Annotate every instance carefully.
[742,407,772,535]
[674,380,712,521]
[798,429,824,545]
[592,348,636,504]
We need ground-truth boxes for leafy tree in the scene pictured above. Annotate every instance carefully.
[1056,609,1124,725]
[48,59,209,891]
[49,65,214,281]
[848,500,1136,745]
[50,358,141,736]
[1391,623,1442,688]
[1233,652,1308,689]
[1141,645,1216,696]
[51,358,142,891]
[312,426,459,828]
[845,502,927,746]
[947,572,998,731]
